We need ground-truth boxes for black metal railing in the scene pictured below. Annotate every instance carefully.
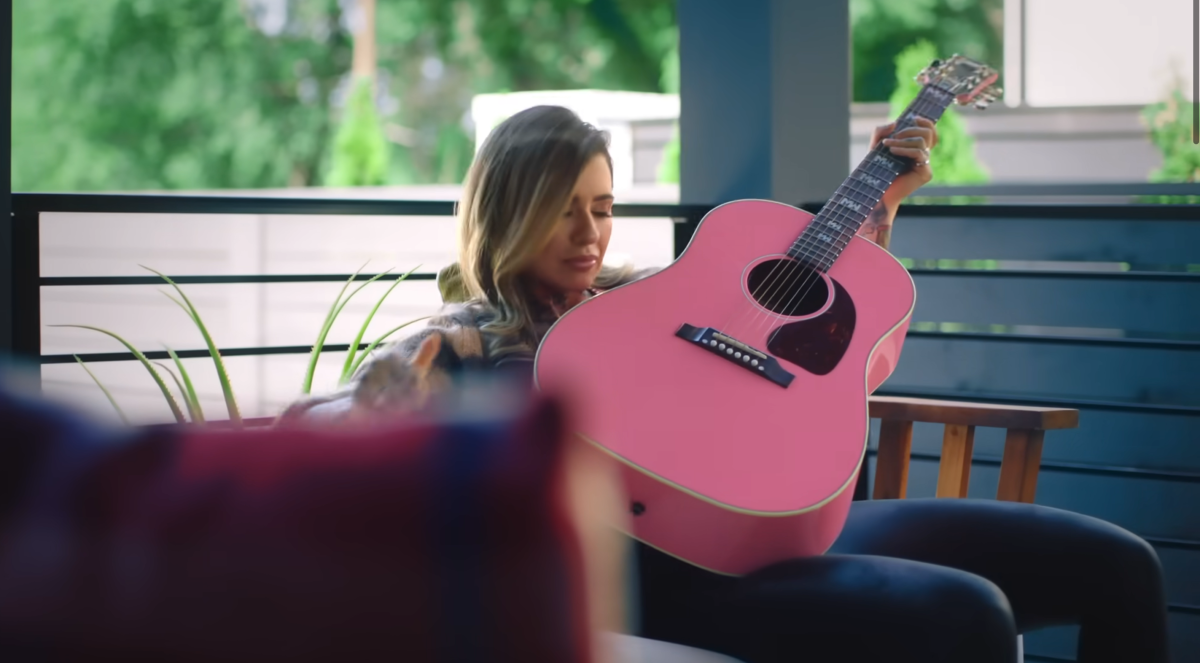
[12,193,1200,402]
[8,193,711,369]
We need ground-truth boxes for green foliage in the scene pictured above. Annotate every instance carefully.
[326,77,390,186]
[656,37,681,184]
[1138,86,1200,204]
[165,345,204,423]
[339,265,422,385]
[13,0,1009,191]
[657,128,681,184]
[12,0,678,192]
[57,265,239,426]
[73,355,129,425]
[155,362,200,423]
[654,5,998,186]
[13,0,352,192]
[889,41,989,187]
[64,263,428,425]
[852,0,1003,102]
[375,0,677,185]
[145,266,241,424]
[53,325,187,424]
[301,263,427,395]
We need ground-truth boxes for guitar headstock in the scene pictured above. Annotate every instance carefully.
[917,54,1002,110]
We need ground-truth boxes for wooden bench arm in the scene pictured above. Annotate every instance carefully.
[867,395,1080,504]
[868,396,1079,430]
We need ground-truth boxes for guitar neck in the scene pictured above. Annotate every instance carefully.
[788,85,957,271]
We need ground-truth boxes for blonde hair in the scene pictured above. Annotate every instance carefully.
[446,105,629,359]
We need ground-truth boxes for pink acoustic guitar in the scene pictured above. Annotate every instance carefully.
[534,56,1001,576]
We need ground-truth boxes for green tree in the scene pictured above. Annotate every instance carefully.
[325,77,389,186]
[852,0,1003,102]
[12,0,679,192]
[12,0,353,192]
[373,0,677,185]
[1138,84,1200,203]
[654,2,1001,184]
[656,40,680,184]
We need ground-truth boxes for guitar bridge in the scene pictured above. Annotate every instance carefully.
[675,324,794,388]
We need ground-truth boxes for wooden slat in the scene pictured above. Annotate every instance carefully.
[896,407,1200,474]
[886,213,1200,265]
[873,419,914,500]
[869,395,1078,430]
[935,424,975,498]
[996,428,1046,503]
[900,453,1200,540]
[909,273,1200,335]
[890,338,1200,407]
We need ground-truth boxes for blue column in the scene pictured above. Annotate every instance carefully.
[678,0,850,207]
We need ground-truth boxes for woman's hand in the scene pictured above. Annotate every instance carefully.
[857,117,939,249]
[870,116,938,204]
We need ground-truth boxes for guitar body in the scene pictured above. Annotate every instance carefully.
[534,199,916,575]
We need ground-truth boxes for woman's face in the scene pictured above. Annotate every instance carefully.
[526,153,614,296]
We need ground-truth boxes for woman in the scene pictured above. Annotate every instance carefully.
[286,106,1169,663]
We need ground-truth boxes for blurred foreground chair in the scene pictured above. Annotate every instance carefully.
[0,381,743,663]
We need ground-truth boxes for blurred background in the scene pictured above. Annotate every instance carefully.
[11,0,1198,423]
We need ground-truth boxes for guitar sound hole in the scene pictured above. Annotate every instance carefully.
[746,259,829,317]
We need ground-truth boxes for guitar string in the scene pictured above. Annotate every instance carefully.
[747,186,876,337]
[752,97,942,337]
[718,123,913,337]
[726,125,905,341]
[720,86,950,347]
[751,91,950,339]
[724,205,841,337]
[737,90,947,342]
[751,165,890,336]
[760,101,936,331]
[714,90,938,335]
[735,109,921,336]
[734,87,940,331]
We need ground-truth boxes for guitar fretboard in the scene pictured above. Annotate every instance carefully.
[788,85,957,272]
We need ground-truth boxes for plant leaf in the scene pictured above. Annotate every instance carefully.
[339,264,421,385]
[144,265,240,425]
[165,345,204,423]
[52,325,185,423]
[303,263,395,394]
[73,354,129,425]
[347,316,432,379]
[302,263,366,394]
[154,361,196,424]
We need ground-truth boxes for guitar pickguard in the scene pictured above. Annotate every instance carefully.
[766,279,856,376]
